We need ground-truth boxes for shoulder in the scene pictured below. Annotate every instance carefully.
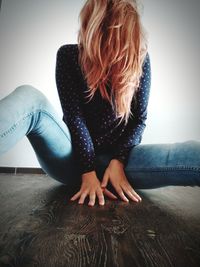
[56,44,85,84]
[142,52,151,69]
[56,44,78,57]
[56,44,80,71]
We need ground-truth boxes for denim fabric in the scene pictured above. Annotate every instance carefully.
[0,85,200,189]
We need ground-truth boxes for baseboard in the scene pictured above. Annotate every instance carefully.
[0,167,45,174]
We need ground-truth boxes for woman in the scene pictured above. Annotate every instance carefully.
[0,0,199,207]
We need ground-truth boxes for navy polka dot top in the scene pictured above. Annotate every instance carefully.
[55,44,151,175]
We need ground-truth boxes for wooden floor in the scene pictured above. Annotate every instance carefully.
[0,173,200,267]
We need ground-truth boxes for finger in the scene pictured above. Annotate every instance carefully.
[96,188,105,206]
[70,191,81,201]
[78,191,88,205]
[101,170,109,188]
[88,191,96,206]
[115,186,129,202]
[121,185,139,203]
[126,184,142,202]
[103,188,118,200]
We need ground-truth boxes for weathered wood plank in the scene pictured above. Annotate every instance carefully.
[0,174,199,267]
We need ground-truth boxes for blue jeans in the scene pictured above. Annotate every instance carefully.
[0,85,200,189]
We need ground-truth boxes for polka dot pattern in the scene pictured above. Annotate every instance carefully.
[55,44,151,175]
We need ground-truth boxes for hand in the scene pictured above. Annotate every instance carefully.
[101,159,142,203]
[70,170,118,206]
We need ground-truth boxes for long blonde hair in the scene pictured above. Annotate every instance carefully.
[77,0,148,126]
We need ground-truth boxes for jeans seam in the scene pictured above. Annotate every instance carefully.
[126,166,200,172]
[0,113,33,138]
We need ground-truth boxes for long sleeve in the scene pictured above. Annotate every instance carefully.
[55,45,97,175]
[111,52,151,167]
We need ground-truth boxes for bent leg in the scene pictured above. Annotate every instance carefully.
[95,141,200,189]
[1,86,199,188]
[0,85,81,186]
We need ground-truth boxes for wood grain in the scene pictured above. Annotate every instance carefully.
[0,174,199,267]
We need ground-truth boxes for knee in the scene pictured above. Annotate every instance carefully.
[15,84,44,97]
[14,84,49,106]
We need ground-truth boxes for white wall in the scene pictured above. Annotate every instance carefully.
[144,0,200,143]
[0,0,200,168]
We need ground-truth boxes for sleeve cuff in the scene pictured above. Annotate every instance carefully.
[78,163,96,176]
[111,145,137,168]
[111,153,129,168]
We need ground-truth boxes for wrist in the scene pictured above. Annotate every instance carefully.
[110,158,124,168]
[81,170,96,178]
